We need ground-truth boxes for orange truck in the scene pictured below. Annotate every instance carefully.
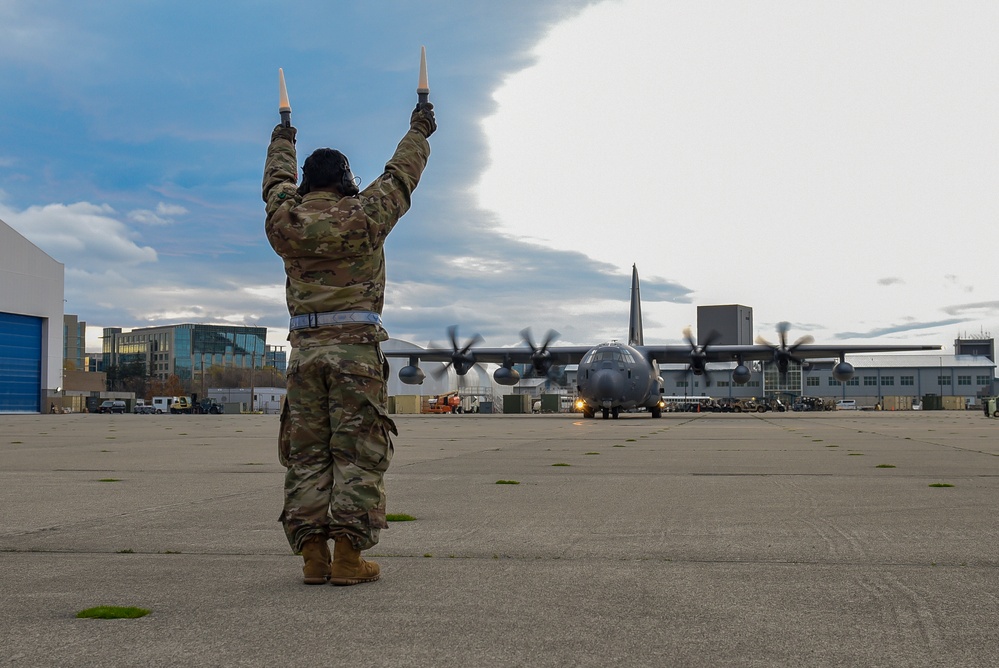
[425,392,462,414]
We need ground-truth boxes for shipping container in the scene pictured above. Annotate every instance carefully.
[391,395,421,414]
[503,394,531,414]
[941,396,966,410]
[539,394,561,413]
[881,396,913,411]
[921,395,943,411]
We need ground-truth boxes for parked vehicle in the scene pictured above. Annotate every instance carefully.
[98,400,127,414]
[169,397,193,414]
[792,397,831,412]
[196,398,225,414]
[152,396,192,414]
[984,397,998,418]
[835,400,857,410]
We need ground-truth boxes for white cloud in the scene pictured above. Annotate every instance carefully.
[475,0,999,345]
[1,200,156,269]
[128,202,188,226]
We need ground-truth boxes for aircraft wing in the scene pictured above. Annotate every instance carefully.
[643,343,942,365]
[384,345,593,366]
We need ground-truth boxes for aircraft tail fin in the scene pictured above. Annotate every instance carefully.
[629,264,644,347]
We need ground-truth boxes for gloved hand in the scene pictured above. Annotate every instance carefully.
[410,103,436,138]
[271,124,297,144]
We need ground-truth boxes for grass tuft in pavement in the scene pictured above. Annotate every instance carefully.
[76,606,150,620]
[386,513,416,522]
[495,480,520,485]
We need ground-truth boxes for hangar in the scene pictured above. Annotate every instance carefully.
[0,217,64,413]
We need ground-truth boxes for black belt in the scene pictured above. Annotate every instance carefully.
[289,311,382,330]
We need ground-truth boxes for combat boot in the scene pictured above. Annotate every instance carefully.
[300,536,331,585]
[329,536,380,586]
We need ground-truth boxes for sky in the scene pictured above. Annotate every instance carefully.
[2,0,997,356]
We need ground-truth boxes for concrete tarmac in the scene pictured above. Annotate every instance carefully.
[2,410,998,667]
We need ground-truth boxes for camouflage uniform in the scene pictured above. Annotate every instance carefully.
[263,119,431,552]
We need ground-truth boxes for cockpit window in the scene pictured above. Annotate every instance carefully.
[591,347,634,363]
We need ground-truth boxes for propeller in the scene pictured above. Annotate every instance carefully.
[681,327,721,386]
[521,327,561,380]
[432,325,484,379]
[755,321,814,381]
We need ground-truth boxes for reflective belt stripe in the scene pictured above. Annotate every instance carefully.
[289,311,383,330]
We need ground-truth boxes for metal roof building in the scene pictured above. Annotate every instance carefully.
[0,218,64,413]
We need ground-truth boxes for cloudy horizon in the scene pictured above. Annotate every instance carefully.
[3,0,997,356]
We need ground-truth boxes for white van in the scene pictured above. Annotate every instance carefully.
[835,400,857,410]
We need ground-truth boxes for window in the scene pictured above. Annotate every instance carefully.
[900,376,914,386]
[717,381,730,387]
[828,378,840,386]
[863,376,877,386]
[881,376,894,386]
[958,375,972,386]
[806,377,819,386]
[677,381,689,388]
[937,376,951,386]
[978,375,992,385]
[847,378,859,386]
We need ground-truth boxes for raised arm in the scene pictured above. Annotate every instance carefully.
[262,124,301,218]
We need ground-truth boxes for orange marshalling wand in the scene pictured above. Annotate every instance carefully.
[417,46,429,105]
[278,68,292,127]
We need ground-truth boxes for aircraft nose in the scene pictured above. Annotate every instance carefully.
[593,368,624,401]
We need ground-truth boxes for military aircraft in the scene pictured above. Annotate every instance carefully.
[385,266,941,419]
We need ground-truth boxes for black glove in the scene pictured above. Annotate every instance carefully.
[271,124,297,144]
[410,103,436,138]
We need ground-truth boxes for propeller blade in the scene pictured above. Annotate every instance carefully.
[521,327,560,375]
[436,325,483,377]
[760,323,813,372]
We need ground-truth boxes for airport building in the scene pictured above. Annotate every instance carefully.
[666,351,996,408]
[0,218,64,413]
[697,304,754,345]
[102,324,269,382]
[64,315,87,372]
[678,305,997,408]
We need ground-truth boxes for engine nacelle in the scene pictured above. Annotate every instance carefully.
[732,365,751,385]
[399,365,426,385]
[833,361,855,383]
[493,366,521,386]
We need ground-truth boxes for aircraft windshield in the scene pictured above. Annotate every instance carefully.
[588,347,635,363]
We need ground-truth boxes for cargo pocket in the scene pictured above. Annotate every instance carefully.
[355,399,396,473]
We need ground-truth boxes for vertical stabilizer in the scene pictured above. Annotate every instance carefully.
[628,264,644,347]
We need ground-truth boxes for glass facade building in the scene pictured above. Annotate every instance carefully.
[102,324,269,381]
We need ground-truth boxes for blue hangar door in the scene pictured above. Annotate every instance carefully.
[0,313,43,413]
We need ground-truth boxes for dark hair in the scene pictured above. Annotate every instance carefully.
[299,148,357,196]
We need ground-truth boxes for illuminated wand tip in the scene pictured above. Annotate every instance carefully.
[417,46,429,104]
[278,67,292,127]
[278,68,292,113]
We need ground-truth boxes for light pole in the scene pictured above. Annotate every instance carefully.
[249,351,256,413]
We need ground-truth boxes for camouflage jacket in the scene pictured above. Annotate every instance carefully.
[263,125,430,345]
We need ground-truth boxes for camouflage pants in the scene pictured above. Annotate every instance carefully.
[278,342,396,552]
